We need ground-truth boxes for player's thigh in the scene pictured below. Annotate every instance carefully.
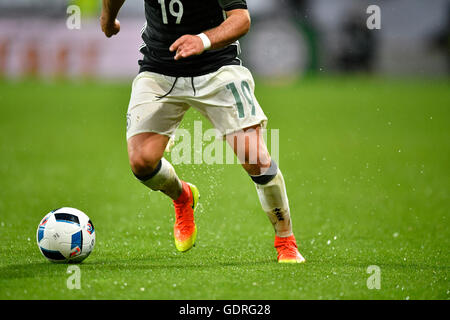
[126,72,189,170]
[127,72,190,140]
[192,65,268,137]
[126,101,187,171]
[126,101,188,141]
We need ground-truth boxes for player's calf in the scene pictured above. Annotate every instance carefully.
[251,162,305,263]
[251,161,293,237]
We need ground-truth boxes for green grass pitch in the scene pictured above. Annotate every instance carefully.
[0,77,448,300]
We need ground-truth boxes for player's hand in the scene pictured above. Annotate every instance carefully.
[169,35,205,60]
[100,17,121,38]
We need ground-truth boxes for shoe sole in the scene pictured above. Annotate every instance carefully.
[278,252,306,264]
[278,258,306,264]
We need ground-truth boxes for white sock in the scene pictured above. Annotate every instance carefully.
[254,169,293,237]
[139,158,182,200]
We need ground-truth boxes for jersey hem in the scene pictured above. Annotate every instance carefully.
[139,60,242,77]
[223,4,248,11]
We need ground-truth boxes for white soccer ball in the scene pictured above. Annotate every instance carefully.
[36,207,96,263]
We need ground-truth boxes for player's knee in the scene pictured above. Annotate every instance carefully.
[243,162,270,176]
[128,149,163,178]
[241,149,271,175]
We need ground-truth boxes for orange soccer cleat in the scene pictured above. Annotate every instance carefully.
[274,234,306,263]
[173,181,199,252]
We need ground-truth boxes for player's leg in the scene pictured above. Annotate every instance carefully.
[225,125,304,263]
[127,132,199,252]
[188,65,304,263]
[126,72,199,252]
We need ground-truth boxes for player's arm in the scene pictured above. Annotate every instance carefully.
[100,0,125,38]
[170,9,251,60]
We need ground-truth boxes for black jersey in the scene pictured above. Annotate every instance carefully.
[139,0,247,77]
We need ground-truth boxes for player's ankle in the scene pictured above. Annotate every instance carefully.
[275,232,295,239]
[174,181,191,204]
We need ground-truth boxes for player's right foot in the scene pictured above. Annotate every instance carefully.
[173,181,199,252]
[274,234,306,263]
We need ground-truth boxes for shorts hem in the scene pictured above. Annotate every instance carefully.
[218,119,268,139]
[126,129,174,141]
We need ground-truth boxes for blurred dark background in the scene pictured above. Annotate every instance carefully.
[0,0,448,80]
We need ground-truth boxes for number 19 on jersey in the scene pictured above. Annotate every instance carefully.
[158,0,184,24]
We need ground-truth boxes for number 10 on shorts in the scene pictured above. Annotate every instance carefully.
[226,81,256,118]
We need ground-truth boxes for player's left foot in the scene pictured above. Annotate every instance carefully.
[173,181,199,252]
[274,234,305,263]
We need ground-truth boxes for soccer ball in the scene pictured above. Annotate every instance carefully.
[36,207,96,263]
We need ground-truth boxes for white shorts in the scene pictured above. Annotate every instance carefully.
[126,65,268,140]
